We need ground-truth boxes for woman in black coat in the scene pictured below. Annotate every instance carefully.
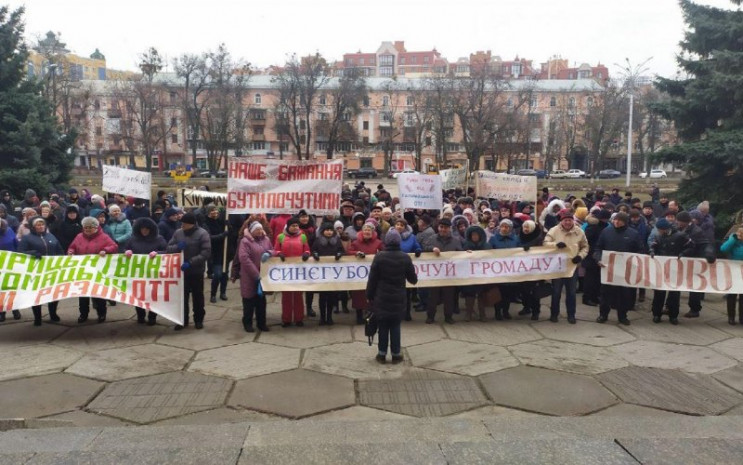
[124,217,167,325]
[366,229,418,364]
[18,217,64,325]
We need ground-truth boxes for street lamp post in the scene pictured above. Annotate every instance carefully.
[626,92,633,188]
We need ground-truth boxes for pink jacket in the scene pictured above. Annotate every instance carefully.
[68,229,118,255]
[237,234,273,299]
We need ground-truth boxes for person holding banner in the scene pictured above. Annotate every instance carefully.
[649,218,694,325]
[204,206,230,304]
[125,217,168,325]
[273,217,311,327]
[424,218,463,324]
[68,217,119,323]
[394,218,422,321]
[235,221,273,333]
[311,222,345,326]
[348,222,384,324]
[167,213,211,330]
[720,226,743,325]
[366,229,418,364]
[462,225,498,322]
[0,218,20,322]
[544,209,589,324]
[18,217,64,325]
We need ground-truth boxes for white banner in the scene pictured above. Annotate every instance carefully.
[227,159,343,216]
[397,173,443,210]
[180,189,227,208]
[0,252,184,324]
[261,247,577,292]
[102,165,152,200]
[601,251,743,294]
[440,167,467,190]
[474,171,537,202]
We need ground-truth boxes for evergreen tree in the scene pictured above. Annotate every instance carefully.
[0,6,75,197]
[654,0,743,233]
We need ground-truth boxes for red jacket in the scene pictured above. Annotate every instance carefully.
[348,233,384,256]
[269,214,292,243]
[68,229,119,255]
[273,231,310,257]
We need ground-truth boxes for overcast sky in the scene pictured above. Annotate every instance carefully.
[6,0,739,78]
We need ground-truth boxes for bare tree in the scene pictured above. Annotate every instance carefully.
[378,80,403,177]
[582,83,627,177]
[173,53,208,163]
[403,80,435,172]
[317,69,366,159]
[426,73,457,168]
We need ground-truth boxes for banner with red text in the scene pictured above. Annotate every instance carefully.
[601,252,743,294]
[227,159,343,216]
[397,173,443,210]
[260,247,577,291]
[0,252,184,325]
[474,171,537,202]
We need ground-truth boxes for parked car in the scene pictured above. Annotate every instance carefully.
[598,169,622,179]
[346,167,378,179]
[392,169,421,179]
[516,169,537,176]
[566,169,586,178]
[535,170,548,179]
[640,169,668,179]
[549,170,569,179]
[197,170,227,178]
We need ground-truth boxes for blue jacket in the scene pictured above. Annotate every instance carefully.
[18,229,64,257]
[399,226,422,254]
[0,227,17,251]
[720,235,743,261]
[489,232,521,249]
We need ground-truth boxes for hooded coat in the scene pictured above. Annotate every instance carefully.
[0,221,17,251]
[311,223,344,257]
[124,217,167,254]
[366,242,418,319]
[51,205,83,252]
[344,212,366,242]
[236,231,273,299]
[399,225,422,254]
[0,204,19,232]
[519,224,544,249]
[166,225,212,277]
[107,211,133,251]
[463,225,492,251]
[18,219,63,257]
[540,198,566,230]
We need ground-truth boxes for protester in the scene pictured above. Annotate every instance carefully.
[518,220,545,320]
[204,205,229,303]
[274,217,311,327]
[158,208,180,243]
[0,218,20,322]
[424,218,463,324]
[649,218,694,325]
[489,219,521,320]
[721,226,743,325]
[234,221,273,332]
[124,217,167,325]
[366,229,418,364]
[68,216,119,323]
[348,221,384,324]
[675,210,716,317]
[544,209,589,324]
[106,204,132,252]
[309,222,345,325]
[462,224,498,322]
[167,212,211,330]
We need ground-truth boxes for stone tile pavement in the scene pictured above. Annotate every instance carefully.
[0,284,741,428]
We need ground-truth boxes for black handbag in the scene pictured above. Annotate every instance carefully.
[364,310,377,346]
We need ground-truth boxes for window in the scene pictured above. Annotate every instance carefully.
[568,97,576,108]
[382,96,390,107]
[171,134,178,143]
[319,95,326,105]
[529,114,540,122]
[254,93,262,105]
[406,96,414,106]
[379,55,394,66]
[253,126,264,135]
[170,117,177,127]
[363,136,369,145]
[253,141,265,150]
[299,120,306,130]
[363,121,369,130]
[530,97,538,108]
[152,156,159,167]
[411,56,417,64]
[507,98,513,108]
[251,110,266,120]
[380,67,393,76]
[425,137,432,146]
[279,142,288,152]
[95,127,102,136]
[423,56,429,64]
[550,96,556,107]
[381,111,392,123]
[586,96,594,107]
[359,58,364,65]
[319,113,328,121]
[169,92,177,104]
[94,99,100,110]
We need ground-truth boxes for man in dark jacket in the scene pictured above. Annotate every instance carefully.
[18,217,64,325]
[366,229,418,363]
[595,212,644,325]
[125,217,168,325]
[158,208,180,243]
[423,218,463,324]
[649,218,694,324]
[167,212,211,330]
[583,209,611,306]
[675,210,716,317]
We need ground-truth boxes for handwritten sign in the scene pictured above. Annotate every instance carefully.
[474,171,536,202]
[102,165,152,200]
[440,167,467,190]
[397,173,442,210]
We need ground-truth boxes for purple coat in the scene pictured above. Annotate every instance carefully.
[237,234,273,299]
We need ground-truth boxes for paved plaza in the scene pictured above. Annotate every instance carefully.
[0,284,742,463]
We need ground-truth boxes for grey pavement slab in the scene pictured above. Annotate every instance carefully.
[65,343,193,381]
[240,443,446,465]
[590,403,688,417]
[52,320,166,352]
[598,366,742,415]
[25,448,242,465]
[623,318,732,345]
[303,341,422,379]
[156,319,256,351]
[244,418,493,446]
[86,423,250,450]
[448,405,543,419]
[0,427,102,453]
[480,366,618,416]
[707,318,743,337]
[0,345,83,381]
[257,324,353,348]
[228,369,355,418]
[310,405,412,421]
[533,320,636,346]
[617,438,743,465]
[0,322,69,348]
[710,337,743,361]
[441,439,636,465]
[358,374,489,417]
[406,339,519,376]
[509,339,628,375]
[353,321,447,347]
[40,410,132,427]
[0,454,34,465]
[188,342,299,379]
[87,371,232,424]
[154,407,280,425]
[611,340,738,374]
[442,322,542,346]
[713,365,743,394]
[724,404,743,415]
[0,374,103,419]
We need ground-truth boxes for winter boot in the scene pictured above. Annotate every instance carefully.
[464,297,475,321]
[728,301,737,326]
[494,305,503,321]
[12,309,21,320]
[356,308,364,325]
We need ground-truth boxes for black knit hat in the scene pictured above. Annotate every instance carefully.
[181,212,197,225]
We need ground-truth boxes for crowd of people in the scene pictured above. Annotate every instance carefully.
[1,181,742,363]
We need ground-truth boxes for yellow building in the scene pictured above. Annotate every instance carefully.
[27,32,116,81]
